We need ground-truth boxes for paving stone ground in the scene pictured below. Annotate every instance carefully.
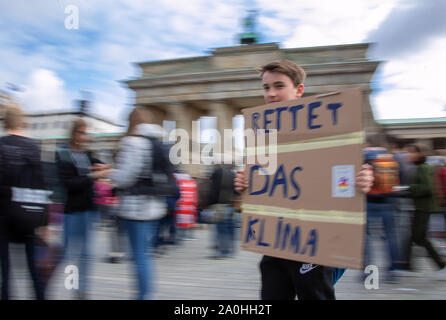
[6,223,446,300]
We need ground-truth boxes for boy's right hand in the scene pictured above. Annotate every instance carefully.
[234,170,248,193]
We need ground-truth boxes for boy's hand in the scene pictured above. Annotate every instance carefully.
[234,170,248,193]
[355,164,374,194]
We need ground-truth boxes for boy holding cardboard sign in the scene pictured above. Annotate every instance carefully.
[234,60,373,300]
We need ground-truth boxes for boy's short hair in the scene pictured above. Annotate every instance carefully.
[259,60,307,86]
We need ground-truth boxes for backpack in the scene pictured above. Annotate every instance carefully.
[127,136,180,199]
[367,153,400,195]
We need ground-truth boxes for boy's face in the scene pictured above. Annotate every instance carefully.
[262,71,304,104]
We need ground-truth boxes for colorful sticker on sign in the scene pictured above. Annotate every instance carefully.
[332,165,355,198]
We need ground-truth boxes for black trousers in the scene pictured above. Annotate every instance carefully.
[260,255,335,300]
[0,234,46,300]
[406,211,445,270]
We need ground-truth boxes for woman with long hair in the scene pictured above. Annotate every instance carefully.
[98,107,166,299]
[56,118,106,299]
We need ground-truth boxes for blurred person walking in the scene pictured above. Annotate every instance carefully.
[0,104,50,299]
[400,144,446,279]
[98,107,168,300]
[208,164,236,259]
[386,136,417,272]
[363,134,402,282]
[56,118,106,299]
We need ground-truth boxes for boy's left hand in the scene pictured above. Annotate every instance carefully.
[355,164,374,194]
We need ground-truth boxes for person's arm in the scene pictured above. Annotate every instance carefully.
[88,152,111,178]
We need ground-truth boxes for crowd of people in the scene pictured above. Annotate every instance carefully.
[0,102,242,300]
[1,59,445,301]
[363,133,446,283]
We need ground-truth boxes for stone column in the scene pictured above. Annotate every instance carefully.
[164,101,202,176]
[165,102,192,134]
[208,101,234,132]
[207,100,236,165]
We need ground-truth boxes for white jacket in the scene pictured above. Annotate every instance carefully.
[109,123,166,221]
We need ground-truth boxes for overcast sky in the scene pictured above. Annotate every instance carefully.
[1,0,445,124]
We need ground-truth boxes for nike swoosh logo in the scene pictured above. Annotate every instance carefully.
[299,264,319,274]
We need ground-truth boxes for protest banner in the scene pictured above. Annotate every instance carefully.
[240,88,365,269]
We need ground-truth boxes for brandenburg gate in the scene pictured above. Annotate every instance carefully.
[124,42,380,177]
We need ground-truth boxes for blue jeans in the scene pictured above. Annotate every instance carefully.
[364,202,399,271]
[121,219,158,300]
[215,206,235,257]
[155,210,176,247]
[63,210,96,293]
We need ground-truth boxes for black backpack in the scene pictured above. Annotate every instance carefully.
[124,136,180,199]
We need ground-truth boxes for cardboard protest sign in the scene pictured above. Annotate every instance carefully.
[240,88,365,269]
